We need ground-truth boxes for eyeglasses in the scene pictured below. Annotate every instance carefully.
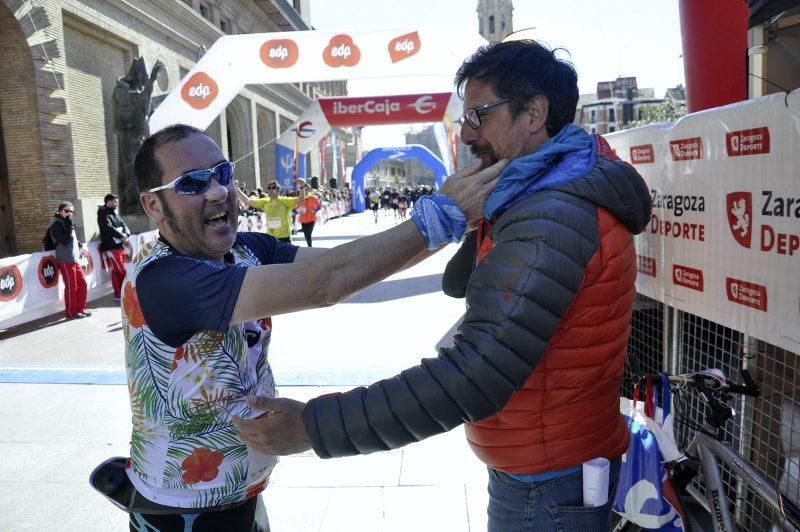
[62,209,74,213]
[457,98,511,129]
[148,161,235,195]
[267,186,278,190]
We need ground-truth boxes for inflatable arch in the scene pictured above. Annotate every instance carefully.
[148,28,486,181]
[271,92,462,191]
[351,145,447,212]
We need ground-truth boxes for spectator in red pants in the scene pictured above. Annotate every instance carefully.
[296,179,320,247]
[97,193,131,301]
[47,202,90,319]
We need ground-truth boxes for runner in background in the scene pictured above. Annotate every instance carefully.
[237,180,298,243]
[369,188,381,223]
[296,178,321,247]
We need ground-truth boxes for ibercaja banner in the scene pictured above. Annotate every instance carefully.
[605,90,800,354]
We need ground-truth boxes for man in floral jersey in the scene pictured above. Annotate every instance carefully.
[122,124,503,530]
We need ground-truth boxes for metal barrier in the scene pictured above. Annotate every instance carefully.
[625,292,800,530]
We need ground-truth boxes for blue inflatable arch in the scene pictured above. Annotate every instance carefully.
[351,144,447,213]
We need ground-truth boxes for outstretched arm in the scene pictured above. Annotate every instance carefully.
[229,159,504,324]
[235,185,257,209]
[235,191,599,457]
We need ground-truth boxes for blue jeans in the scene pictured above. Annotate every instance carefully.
[487,459,621,532]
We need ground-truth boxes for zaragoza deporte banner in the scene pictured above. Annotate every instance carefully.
[605,90,800,354]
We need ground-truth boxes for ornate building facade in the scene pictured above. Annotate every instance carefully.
[0,0,346,256]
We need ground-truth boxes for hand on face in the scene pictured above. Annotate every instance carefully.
[439,159,506,224]
[232,396,311,455]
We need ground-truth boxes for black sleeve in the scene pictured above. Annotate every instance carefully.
[441,231,477,298]
[50,220,69,245]
[236,232,298,265]
[136,256,247,347]
[303,191,601,458]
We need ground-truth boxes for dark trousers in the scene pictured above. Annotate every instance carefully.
[300,222,315,247]
[129,494,269,532]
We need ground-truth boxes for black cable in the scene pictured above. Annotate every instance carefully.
[747,72,792,106]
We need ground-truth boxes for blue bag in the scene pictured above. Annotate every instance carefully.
[613,374,686,530]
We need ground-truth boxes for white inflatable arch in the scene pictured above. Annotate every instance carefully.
[149,28,485,181]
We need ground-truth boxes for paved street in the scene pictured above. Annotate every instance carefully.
[0,210,490,531]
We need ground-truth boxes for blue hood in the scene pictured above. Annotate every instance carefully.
[483,124,596,220]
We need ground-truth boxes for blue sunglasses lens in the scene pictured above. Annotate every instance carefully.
[175,162,234,195]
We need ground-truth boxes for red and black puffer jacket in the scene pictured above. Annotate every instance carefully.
[302,149,651,475]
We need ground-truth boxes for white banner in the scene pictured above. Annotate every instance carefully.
[237,199,351,232]
[605,91,800,353]
[149,28,484,134]
[0,231,158,329]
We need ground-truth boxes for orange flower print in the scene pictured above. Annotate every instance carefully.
[181,447,224,484]
[172,346,187,372]
[246,479,267,499]
[122,281,146,328]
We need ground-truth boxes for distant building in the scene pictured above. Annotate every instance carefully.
[364,157,408,190]
[664,84,686,102]
[0,0,347,256]
[575,76,665,134]
[404,126,472,186]
[477,0,513,43]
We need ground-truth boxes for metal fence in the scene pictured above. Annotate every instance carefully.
[624,292,800,530]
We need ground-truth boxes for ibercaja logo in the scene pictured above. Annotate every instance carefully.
[323,34,361,68]
[80,247,94,276]
[726,192,752,249]
[388,32,421,63]
[260,39,299,68]
[181,72,219,110]
[0,264,23,302]
[38,255,59,289]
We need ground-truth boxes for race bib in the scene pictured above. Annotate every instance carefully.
[267,217,282,229]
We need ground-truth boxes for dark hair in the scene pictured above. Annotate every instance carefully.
[266,179,280,190]
[104,193,118,203]
[56,201,73,213]
[454,40,578,137]
[134,124,206,193]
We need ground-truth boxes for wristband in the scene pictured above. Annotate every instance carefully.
[410,193,467,250]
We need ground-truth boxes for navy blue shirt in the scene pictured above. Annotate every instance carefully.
[137,233,298,347]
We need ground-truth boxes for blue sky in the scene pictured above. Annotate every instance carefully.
[309,0,686,148]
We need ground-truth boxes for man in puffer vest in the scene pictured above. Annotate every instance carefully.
[236,40,652,531]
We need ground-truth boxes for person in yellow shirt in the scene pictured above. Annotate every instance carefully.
[236,180,298,243]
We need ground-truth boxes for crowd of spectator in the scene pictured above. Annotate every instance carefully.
[365,185,436,222]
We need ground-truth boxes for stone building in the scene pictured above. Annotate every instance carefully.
[0,0,347,257]
[364,158,408,190]
[477,0,513,43]
[575,77,664,134]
